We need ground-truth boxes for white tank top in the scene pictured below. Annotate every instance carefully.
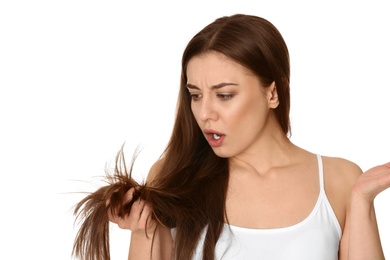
[191,154,342,259]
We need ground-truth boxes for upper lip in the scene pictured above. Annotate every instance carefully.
[203,129,224,136]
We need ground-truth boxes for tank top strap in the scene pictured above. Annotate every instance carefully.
[316,154,325,191]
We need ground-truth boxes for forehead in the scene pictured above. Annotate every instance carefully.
[186,52,254,83]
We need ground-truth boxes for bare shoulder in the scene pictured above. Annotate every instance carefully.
[322,156,362,185]
[322,156,363,228]
[146,157,166,184]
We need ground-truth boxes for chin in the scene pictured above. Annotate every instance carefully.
[211,147,233,159]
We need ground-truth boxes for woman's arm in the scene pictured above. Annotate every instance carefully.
[348,163,390,259]
[348,192,384,259]
[128,222,173,260]
[340,163,390,259]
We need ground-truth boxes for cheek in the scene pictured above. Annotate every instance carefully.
[227,100,268,129]
[228,97,265,119]
[190,103,201,123]
[190,102,196,116]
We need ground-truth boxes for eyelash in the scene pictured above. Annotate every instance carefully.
[217,93,233,100]
[189,93,234,101]
[189,93,201,101]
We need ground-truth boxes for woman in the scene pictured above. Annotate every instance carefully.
[73,14,390,259]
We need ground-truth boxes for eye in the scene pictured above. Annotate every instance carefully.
[217,93,234,100]
[189,93,202,101]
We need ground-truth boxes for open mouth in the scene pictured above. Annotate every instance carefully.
[213,133,221,140]
[204,129,225,147]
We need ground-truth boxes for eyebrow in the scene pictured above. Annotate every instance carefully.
[185,82,238,90]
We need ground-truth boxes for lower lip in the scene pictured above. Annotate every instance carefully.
[207,134,225,147]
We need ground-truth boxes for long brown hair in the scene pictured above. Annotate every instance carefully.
[72,14,291,260]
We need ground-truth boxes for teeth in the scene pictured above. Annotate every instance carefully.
[213,133,221,140]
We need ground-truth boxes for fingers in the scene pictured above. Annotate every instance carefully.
[356,163,390,201]
[117,199,153,231]
[129,199,150,225]
[107,187,136,224]
[106,187,137,205]
[122,187,136,205]
[134,199,153,226]
[131,198,145,216]
[106,186,154,231]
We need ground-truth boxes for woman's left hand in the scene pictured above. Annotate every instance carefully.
[353,162,390,203]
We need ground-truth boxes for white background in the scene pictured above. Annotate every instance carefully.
[0,0,389,259]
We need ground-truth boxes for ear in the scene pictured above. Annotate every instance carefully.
[268,82,279,109]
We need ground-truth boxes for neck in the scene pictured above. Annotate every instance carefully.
[228,115,301,175]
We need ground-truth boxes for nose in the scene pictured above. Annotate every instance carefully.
[198,97,218,122]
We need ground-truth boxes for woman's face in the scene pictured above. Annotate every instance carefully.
[186,52,279,158]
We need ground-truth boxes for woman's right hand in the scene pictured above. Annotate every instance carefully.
[108,187,154,233]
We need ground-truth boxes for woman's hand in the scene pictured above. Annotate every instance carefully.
[108,187,154,233]
[345,162,389,260]
[352,162,390,203]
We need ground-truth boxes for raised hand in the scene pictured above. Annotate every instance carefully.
[353,162,390,203]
